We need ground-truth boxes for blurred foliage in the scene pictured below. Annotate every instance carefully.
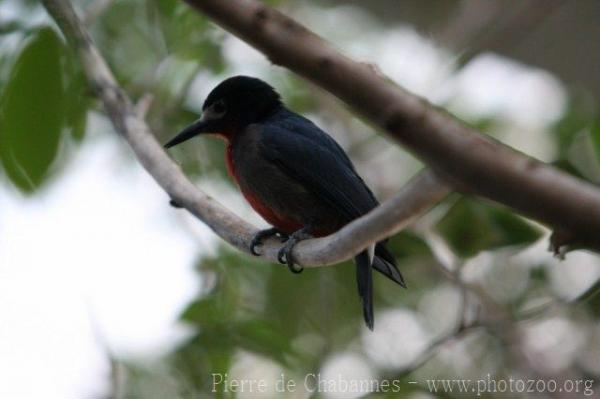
[436,196,543,258]
[386,230,432,260]
[151,231,445,399]
[1,0,600,397]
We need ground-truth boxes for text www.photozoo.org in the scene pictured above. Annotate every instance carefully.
[211,373,595,396]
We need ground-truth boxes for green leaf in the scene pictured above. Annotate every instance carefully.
[63,58,89,142]
[564,127,600,184]
[551,96,597,160]
[65,69,90,141]
[0,27,66,192]
[180,297,226,326]
[69,108,88,142]
[436,197,542,258]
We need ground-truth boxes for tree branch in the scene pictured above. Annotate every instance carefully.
[183,0,600,253]
[41,0,450,268]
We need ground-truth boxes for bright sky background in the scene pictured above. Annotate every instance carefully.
[1,3,598,398]
[0,134,204,398]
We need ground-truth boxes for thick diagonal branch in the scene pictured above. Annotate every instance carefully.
[184,0,600,252]
[41,0,450,267]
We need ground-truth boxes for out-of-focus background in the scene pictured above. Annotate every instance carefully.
[1,0,600,398]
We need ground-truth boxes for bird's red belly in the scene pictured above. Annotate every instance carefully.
[226,145,303,234]
[242,189,304,234]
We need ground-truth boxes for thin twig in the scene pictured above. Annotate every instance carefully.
[135,93,154,119]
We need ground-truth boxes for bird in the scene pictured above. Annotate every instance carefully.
[165,75,405,330]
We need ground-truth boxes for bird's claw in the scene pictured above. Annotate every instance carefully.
[250,239,262,256]
[277,248,286,264]
[250,228,281,256]
[277,244,303,274]
[277,234,307,274]
[253,226,309,273]
[276,226,313,274]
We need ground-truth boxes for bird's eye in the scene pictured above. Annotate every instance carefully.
[212,100,227,115]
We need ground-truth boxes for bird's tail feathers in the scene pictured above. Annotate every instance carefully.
[355,243,406,330]
[372,242,406,288]
[355,249,374,330]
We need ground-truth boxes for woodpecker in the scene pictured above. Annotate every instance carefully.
[165,76,405,330]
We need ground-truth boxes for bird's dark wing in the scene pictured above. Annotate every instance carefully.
[258,122,377,221]
[273,112,380,206]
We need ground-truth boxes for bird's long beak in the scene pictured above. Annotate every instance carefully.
[164,116,214,149]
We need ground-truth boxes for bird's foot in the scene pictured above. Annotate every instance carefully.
[250,228,288,256]
[277,227,313,274]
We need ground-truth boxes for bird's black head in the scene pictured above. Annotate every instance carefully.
[165,76,282,148]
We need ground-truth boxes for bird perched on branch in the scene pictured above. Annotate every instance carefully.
[165,76,405,330]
